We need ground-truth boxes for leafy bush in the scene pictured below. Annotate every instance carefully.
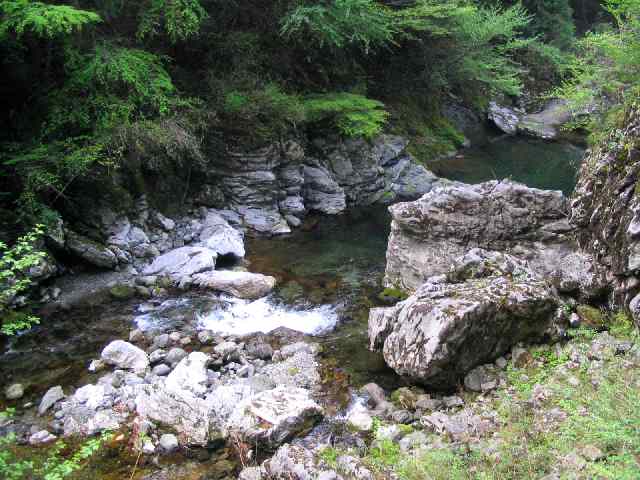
[0,431,112,480]
[304,93,388,138]
[220,83,305,143]
[281,0,396,53]
[137,0,207,43]
[554,0,640,135]
[0,224,45,335]
[0,0,101,39]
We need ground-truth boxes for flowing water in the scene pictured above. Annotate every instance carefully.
[0,133,585,478]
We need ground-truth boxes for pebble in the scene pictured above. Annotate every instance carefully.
[166,347,187,366]
[152,364,171,376]
[129,329,145,343]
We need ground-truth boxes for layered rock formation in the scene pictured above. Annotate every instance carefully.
[571,105,640,324]
[212,135,442,234]
[384,179,596,296]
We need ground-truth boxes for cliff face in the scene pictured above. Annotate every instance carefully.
[571,105,640,321]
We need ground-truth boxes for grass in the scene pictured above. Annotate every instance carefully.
[328,322,640,480]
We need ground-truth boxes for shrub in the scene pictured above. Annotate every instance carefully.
[304,93,389,138]
[281,0,396,53]
[0,0,101,39]
[0,224,46,335]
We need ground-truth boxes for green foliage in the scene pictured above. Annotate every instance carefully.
[554,0,640,136]
[137,0,207,43]
[0,431,112,480]
[220,83,305,143]
[609,311,637,338]
[0,224,45,335]
[523,0,575,49]
[0,0,101,39]
[48,44,176,136]
[450,3,533,99]
[281,0,396,53]
[318,446,340,469]
[304,93,388,138]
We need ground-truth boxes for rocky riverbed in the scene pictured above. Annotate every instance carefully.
[5,126,637,480]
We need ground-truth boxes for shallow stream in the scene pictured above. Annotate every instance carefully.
[0,133,585,478]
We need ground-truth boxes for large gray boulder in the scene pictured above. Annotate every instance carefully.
[303,165,347,214]
[101,340,149,374]
[384,180,590,292]
[65,230,117,268]
[488,99,577,140]
[188,270,276,299]
[199,211,245,258]
[370,249,559,388]
[226,386,323,449]
[488,102,521,135]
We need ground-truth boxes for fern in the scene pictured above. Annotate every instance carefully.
[304,93,389,138]
[137,0,207,43]
[0,0,101,39]
[281,0,396,53]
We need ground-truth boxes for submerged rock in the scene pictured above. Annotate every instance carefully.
[188,270,276,299]
[370,249,559,388]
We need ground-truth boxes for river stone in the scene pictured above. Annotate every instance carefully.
[142,246,217,278]
[152,364,171,376]
[199,210,245,258]
[5,383,24,400]
[101,340,149,374]
[29,430,57,445]
[165,352,209,397]
[65,230,118,269]
[135,383,215,446]
[165,347,187,366]
[188,270,276,299]
[226,386,323,449]
[370,249,559,388]
[38,386,65,415]
[488,102,521,135]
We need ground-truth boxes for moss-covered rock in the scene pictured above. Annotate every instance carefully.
[109,284,136,300]
[576,305,605,329]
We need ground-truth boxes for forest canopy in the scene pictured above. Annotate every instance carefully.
[0,0,634,228]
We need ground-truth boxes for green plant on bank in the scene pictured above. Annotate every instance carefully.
[304,93,389,139]
[0,431,112,480]
[0,0,101,39]
[0,224,46,336]
[553,0,640,140]
[137,0,207,43]
[355,332,640,480]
